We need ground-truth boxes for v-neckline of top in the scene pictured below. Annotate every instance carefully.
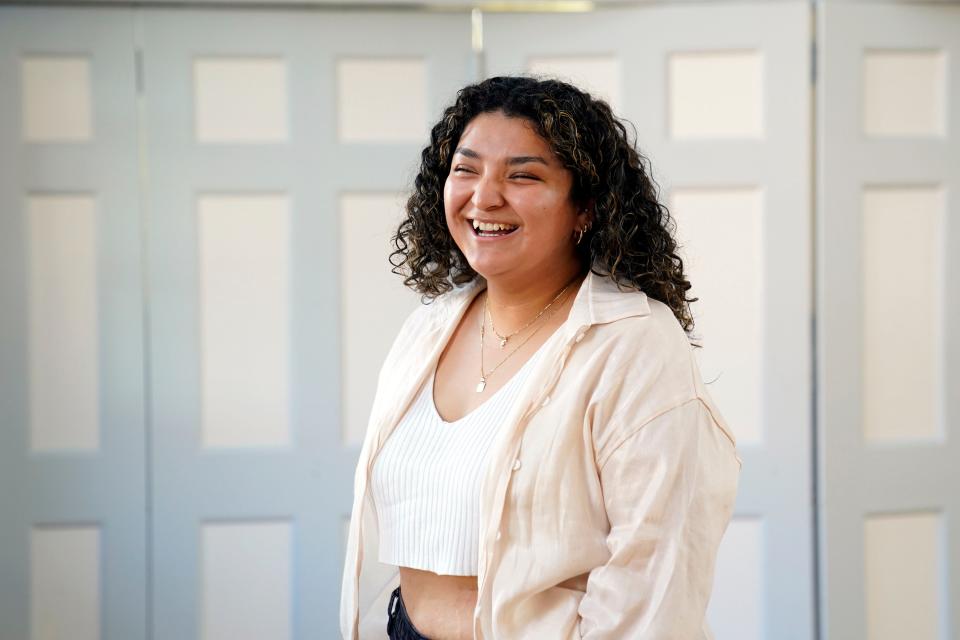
[429,337,551,426]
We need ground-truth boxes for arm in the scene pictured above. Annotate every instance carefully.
[577,397,740,639]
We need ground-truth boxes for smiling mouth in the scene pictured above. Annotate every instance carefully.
[470,220,520,238]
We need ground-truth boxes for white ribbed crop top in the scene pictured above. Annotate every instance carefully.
[370,345,547,576]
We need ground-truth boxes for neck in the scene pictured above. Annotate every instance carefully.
[482,260,587,334]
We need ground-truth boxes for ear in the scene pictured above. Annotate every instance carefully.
[577,198,596,227]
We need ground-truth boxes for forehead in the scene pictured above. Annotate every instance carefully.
[457,112,553,156]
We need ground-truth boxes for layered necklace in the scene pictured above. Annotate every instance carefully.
[475,274,580,393]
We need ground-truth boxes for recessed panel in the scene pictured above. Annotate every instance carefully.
[31,526,101,640]
[865,512,942,640]
[28,195,100,452]
[340,193,420,446]
[22,56,92,142]
[863,50,945,137]
[201,521,291,640]
[706,517,764,640]
[668,51,763,139]
[862,187,943,442]
[198,195,290,448]
[670,188,764,444]
[194,58,288,143]
[337,59,427,142]
[527,56,622,112]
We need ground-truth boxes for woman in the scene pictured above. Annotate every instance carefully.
[340,76,741,640]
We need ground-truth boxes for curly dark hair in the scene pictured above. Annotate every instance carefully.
[389,75,697,334]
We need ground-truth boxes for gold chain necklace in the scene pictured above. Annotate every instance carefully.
[485,279,572,350]
[476,279,577,393]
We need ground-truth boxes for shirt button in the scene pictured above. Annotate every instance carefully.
[512,458,522,471]
[575,332,586,343]
[541,396,550,407]
[495,530,502,541]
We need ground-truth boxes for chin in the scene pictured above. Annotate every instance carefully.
[464,258,514,280]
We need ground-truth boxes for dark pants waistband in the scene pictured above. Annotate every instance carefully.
[387,586,431,640]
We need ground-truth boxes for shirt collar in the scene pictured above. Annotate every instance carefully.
[429,270,651,331]
[569,269,652,327]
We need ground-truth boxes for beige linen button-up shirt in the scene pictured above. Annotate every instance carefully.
[340,270,742,639]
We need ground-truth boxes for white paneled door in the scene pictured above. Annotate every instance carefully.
[817,4,959,640]
[0,8,147,640]
[138,9,472,639]
[485,4,814,639]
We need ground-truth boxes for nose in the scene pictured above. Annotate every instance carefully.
[472,174,505,210]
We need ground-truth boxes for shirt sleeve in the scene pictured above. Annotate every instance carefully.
[577,396,740,639]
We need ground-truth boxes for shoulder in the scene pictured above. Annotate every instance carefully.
[396,298,437,335]
[580,295,702,436]
[604,295,688,342]
[394,284,471,337]
[383,281,479,367]
[591,295,696,390]
[581,274,686,345]
[585,296,739,463]
[381,301,435,369]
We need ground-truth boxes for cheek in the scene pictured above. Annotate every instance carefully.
[443,177,468,209]
[442,180,455,225]
[524,196,576,238]
[442,179,466,233]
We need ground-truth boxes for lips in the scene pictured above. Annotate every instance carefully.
[467,218,520,239]
[470,222,519,238]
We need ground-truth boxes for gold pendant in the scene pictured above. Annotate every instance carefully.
[476,378,486,393]
[499,338,507,349]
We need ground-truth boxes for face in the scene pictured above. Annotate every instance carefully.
[443,110,589,282]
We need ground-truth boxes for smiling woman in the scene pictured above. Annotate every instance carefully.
[443,111,587,284]
[340,76,740,640]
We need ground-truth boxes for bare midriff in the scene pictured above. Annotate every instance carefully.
[398,566,478,640]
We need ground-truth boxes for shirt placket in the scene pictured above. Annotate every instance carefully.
[472,323,590,639]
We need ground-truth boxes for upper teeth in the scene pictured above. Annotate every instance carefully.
[473,220,518,231]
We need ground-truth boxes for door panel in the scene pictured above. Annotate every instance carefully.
[485,4,813,639]
[138,9,473,638]
[0,8,147,640]
[817,4,960,639]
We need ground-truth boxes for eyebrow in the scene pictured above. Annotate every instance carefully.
[454,146,549,166]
